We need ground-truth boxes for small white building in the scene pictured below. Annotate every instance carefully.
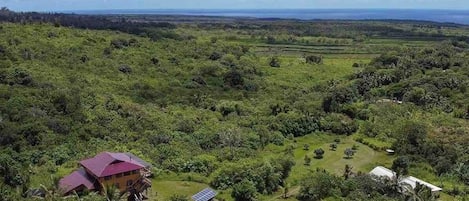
[370,166,442,193]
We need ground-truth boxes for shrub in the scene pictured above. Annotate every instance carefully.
[314,148,325,159]
[344,148,354,159]
[273,112,320,137]
[322,84,359,113]
[232,179,257,201]
[209,51,222,61]
[330,143,337,151]
[151,57,159,65]
[223,70,244,88]
[269,56,280,67]
[319,113,358,135]
[297,171,340,201]
[118,65,132,74]
[191,76,207,86]
[80,55,89,63]
[371,52,399,66]
[169,194,189,201]
[110,38,129,49]
[270,132,285,146]
[304,155,312,166]
[9,68,33,86]
[305,55,323,64]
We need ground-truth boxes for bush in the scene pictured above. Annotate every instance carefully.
[182,155,218,175]
[232,179,257,201]
[320,113,358,135]
[118,65,132,74]
[273,112,320,137]
[223,70,244,88]
[269,56,280,67]
[9,68,33,86]
[330,143,337,151]
[371,52,399,66]
[209,51,222,61]
[305,55,323,64]
[344,148,354,159]
[169,194,189,201]
[151,57,159,65]
[110,38,129,49]
[297,171,340,201]
[314,148,325,159]
[270,131,285,146]
[191,76,207,86]
[304,155,312,166]
[322,84,359,113]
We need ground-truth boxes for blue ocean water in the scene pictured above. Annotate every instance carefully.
[71,9,469,25]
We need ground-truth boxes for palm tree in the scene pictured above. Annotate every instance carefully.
[343,165,353,180]
[80,191,106,201]
[36,184,63,201]
[102,184,121,201]
[31,175,65,201]
[380,173,403,198]
[0,184,20,201]
[402,182,435,201]
[283,182,290,199]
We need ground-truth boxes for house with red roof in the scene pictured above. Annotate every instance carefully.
[59,152,152,197]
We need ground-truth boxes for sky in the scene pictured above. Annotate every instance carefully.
[1,0,469,11]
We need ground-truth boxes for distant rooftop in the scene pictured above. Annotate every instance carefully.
[79,152,148,177]
[59,168,96,194]
[370,166,442,192]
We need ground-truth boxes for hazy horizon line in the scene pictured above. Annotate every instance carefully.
[10,8,469,13]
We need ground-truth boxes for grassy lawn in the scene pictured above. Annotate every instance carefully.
[260,56,361,89]
[260,133,395,200]
[148,180,209,201]
[282,134,394,185]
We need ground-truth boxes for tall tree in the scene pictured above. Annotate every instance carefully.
[392,156,410,178]
[219,128,242,160]
[232,180,257,201]
[343,165,353,180]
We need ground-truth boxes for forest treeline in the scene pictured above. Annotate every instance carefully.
[0,7,178,41]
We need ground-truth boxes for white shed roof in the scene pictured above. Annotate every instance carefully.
[370,166,395,179]
[369,166,442,192]
[402,176,443,192]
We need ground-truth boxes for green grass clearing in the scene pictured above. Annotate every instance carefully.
[149,180,209,201]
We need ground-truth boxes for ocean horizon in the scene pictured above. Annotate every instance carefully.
[64,9,469,25]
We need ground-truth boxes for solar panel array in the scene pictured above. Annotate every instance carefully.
[191,188,217,201]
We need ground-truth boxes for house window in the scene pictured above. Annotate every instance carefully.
[126,180,133,186]
[124,171,131,176]
[116,173,123,178]
[131,170,138,175]
[115,183,120,189]
[104,176,112,180]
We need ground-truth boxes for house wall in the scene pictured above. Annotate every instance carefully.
[98,169,142,192]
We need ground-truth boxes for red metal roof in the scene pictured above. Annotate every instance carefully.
[79,152,146,178]
[59,168,96,194]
